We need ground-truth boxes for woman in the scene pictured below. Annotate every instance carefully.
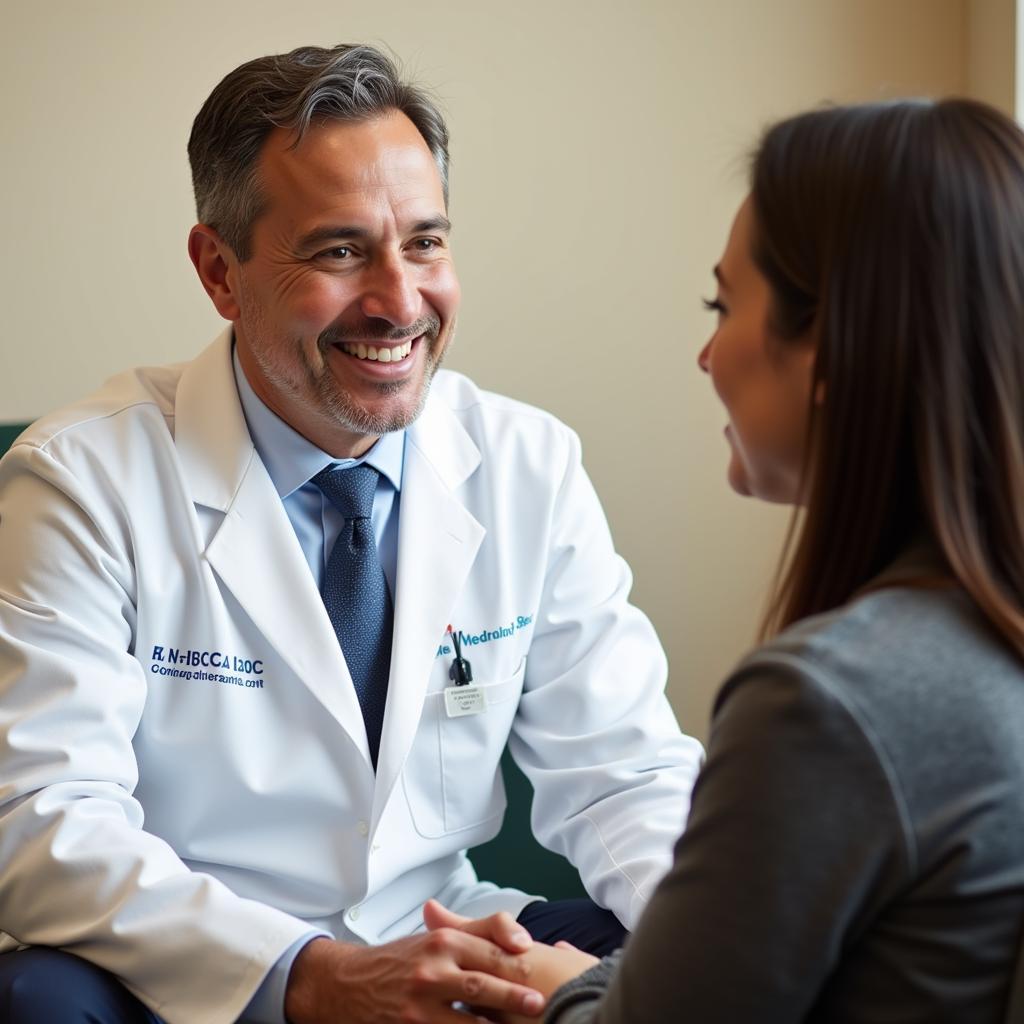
[432,98,1024,1021]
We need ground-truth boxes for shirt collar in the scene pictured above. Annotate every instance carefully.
[232,343,405,499]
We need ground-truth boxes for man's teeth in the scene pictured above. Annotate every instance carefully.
[340,340,414,362]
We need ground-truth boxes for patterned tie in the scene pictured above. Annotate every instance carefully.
[313,464,393,769]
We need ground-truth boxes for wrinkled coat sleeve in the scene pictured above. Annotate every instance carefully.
[0,441,313,1024]
[508,427,704,928]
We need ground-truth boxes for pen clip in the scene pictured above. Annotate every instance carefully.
[447,624,473,685]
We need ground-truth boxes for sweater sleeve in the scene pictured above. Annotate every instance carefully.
[543,954,620,1024]
[545,655,913,1023]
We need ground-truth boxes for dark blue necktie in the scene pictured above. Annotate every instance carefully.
[313,464,392,769]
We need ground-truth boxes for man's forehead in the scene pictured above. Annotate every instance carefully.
[259,113,443,206]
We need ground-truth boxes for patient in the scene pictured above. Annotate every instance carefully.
[429,98,1024,1021]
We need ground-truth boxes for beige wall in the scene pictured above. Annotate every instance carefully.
[3,1,972,740]
[967,0,1016,112]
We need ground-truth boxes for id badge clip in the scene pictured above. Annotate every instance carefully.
[444,624,486,718]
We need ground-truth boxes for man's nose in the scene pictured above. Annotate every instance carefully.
[359,254,420,326]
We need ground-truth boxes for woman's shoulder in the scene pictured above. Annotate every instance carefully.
[744,565,1011,702]
[719,558,1024,831]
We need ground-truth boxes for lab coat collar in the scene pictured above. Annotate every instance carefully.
[174,328,373,764]
[174,327,250,513]
[405,381,482,492]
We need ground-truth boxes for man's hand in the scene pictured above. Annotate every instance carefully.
[284,928,545,1024]
[421,900,533,954]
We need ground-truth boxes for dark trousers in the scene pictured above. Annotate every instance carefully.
[516,898,627,957]
[0,899,625,1022]
[0,947,163,1023]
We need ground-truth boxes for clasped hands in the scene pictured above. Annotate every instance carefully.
[284,899,598,1024]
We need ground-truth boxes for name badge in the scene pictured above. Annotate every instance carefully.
[444,685,487,718]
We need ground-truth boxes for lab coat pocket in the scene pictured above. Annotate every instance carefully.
[403,660,526,838]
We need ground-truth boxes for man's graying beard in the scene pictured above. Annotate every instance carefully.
[317,314,441,352]
[313,312,448,434]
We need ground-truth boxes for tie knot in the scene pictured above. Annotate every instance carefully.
[313,464,379,520]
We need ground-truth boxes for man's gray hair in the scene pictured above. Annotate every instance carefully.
[188,44,450,260]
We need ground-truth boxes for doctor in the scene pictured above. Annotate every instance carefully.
[0,43,702,1024]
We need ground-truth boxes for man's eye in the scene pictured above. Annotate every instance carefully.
[412,238,439,252]
[321,246,351,260]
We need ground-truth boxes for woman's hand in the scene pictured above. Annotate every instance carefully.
[423,902,600,1021]
[488,942,600,1023]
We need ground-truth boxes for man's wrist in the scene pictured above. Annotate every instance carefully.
[241,930,329,1023]
[284,937,343,1023]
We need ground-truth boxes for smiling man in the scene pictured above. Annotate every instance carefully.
[196,111,460,455]
[0,44,702,1024]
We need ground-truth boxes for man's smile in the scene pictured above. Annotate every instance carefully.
[338,337,416,362]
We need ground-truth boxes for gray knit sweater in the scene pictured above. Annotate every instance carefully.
[546,553,1024,1022]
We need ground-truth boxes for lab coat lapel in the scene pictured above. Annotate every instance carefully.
[373,395,485,822]
[173,330,372,764]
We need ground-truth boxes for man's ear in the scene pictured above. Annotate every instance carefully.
[188,224,241,322]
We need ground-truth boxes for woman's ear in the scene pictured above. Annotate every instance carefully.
[792,334,823,405]
[187,224,242,322]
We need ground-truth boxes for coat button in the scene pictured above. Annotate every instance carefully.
[357,820,369,837]
[349,906,361,921]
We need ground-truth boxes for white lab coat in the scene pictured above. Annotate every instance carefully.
[0,329,702,1024]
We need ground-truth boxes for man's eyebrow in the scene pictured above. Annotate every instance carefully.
[411,216,452,234]
[296,217,452,251]
[296,225,370,250]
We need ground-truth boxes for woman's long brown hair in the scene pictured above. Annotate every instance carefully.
[753,99,1024,657]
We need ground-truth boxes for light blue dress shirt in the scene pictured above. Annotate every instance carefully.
[231,348,406,1023]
